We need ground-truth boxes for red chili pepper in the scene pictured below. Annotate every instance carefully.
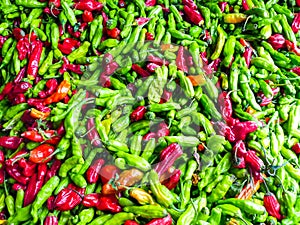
[146,32,154,40]
[99,74,111,88]
[291,67,300,75]
[0,168,4,185]
[103,61,119,76]
[297,0,300,6]
[183,5,204,26]
[218,2,227,12]
[37,163,48,181]
[99,164,120,184]
[213,121,236,142]
[292,13,300,33]
[147,55,169,66]
[233,140,247,158]
[27,40,43,80]
[54,188,83,211]
[132,64,151,77]
[44,215,58,225]
[245,150,264,173]
[12,82,32,94]
[5,149,28,167]
[82,10,94,23]
[0,136,23,150]
[0,151,4,164]
[82,193,100,207]
[208,58,221,72]
[258,87,280,107]
[155,143,183,176]
[203,30,212,44]
[124,221,140,225]
[43,7,60,16]
[176,46,188,73]
[12,183,26,191]
[67,25,81,39]
[145,214,172,225]
[87,118,102,147]
[242,0,250,10]
[29,144,56,164]
[136,17,150,26]
[232,121,258,141]
[182,0,197,9]
[156,122,170,138]
[96,194,122,213]
[24,173,44,206]
[264,193,283,220]
[12,28,25,41]
[106,27,120,38]
[47,196,56,211]
[49,0,60,8]
[243,47,253,68]
[145,0,156,7]
[268,34,286,50]
[161,90,172,103]
[13,67,27,84]
[0,36,8,48]
[86,158,105,183]
[5,164,29,185]
[19,158,36,177]
[0,82,14,101]
[146,63,160,73]
[218,91,233,123]
[45,159,61,182]
[74,0,103,11]
[119,0,126,7]
[39,79,59,98]
[162,169,181,190]
[286,40,300,56]
[16,38,29,60]
[292,143,300,154]
[143,132,157,141]
[130,106,147,122]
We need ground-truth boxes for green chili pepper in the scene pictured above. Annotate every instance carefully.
[59,156,84,177]
[207,174,235,202]
[31,176,60,223]
[68,41,90,63]
[15,0,47,8]
[239,73,262,111]
[211,25,227,60]
[116,151,151,171]
[104,212,134,225]
[89,214,113,225]
[61,1,77,26]
[124,205,167,219]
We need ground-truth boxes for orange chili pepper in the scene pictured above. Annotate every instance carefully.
[187,74,206,86]
[44,80,71,105]
[236,175,265,200]
[30,108,51,120]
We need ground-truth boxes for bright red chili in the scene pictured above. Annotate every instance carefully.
[183,5,204,26]
[86,158,105,183]
[268,34,286,50]
[29,144,55,163]
[0,136,23,150]
[99,164,120,184]
[74,0,103,11]
[130,106,147,122]
[82,10,94,23]
[264,193,283,220]
[132,64,151,77]
[27,40,43,80]
[176,46,188,73]
[162,169,181,190]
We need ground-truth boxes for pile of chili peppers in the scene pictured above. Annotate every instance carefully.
[0,0,300,224]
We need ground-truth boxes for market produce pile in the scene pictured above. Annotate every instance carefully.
[1,0,300,224]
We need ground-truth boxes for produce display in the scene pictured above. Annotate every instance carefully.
[0,0,300,224]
